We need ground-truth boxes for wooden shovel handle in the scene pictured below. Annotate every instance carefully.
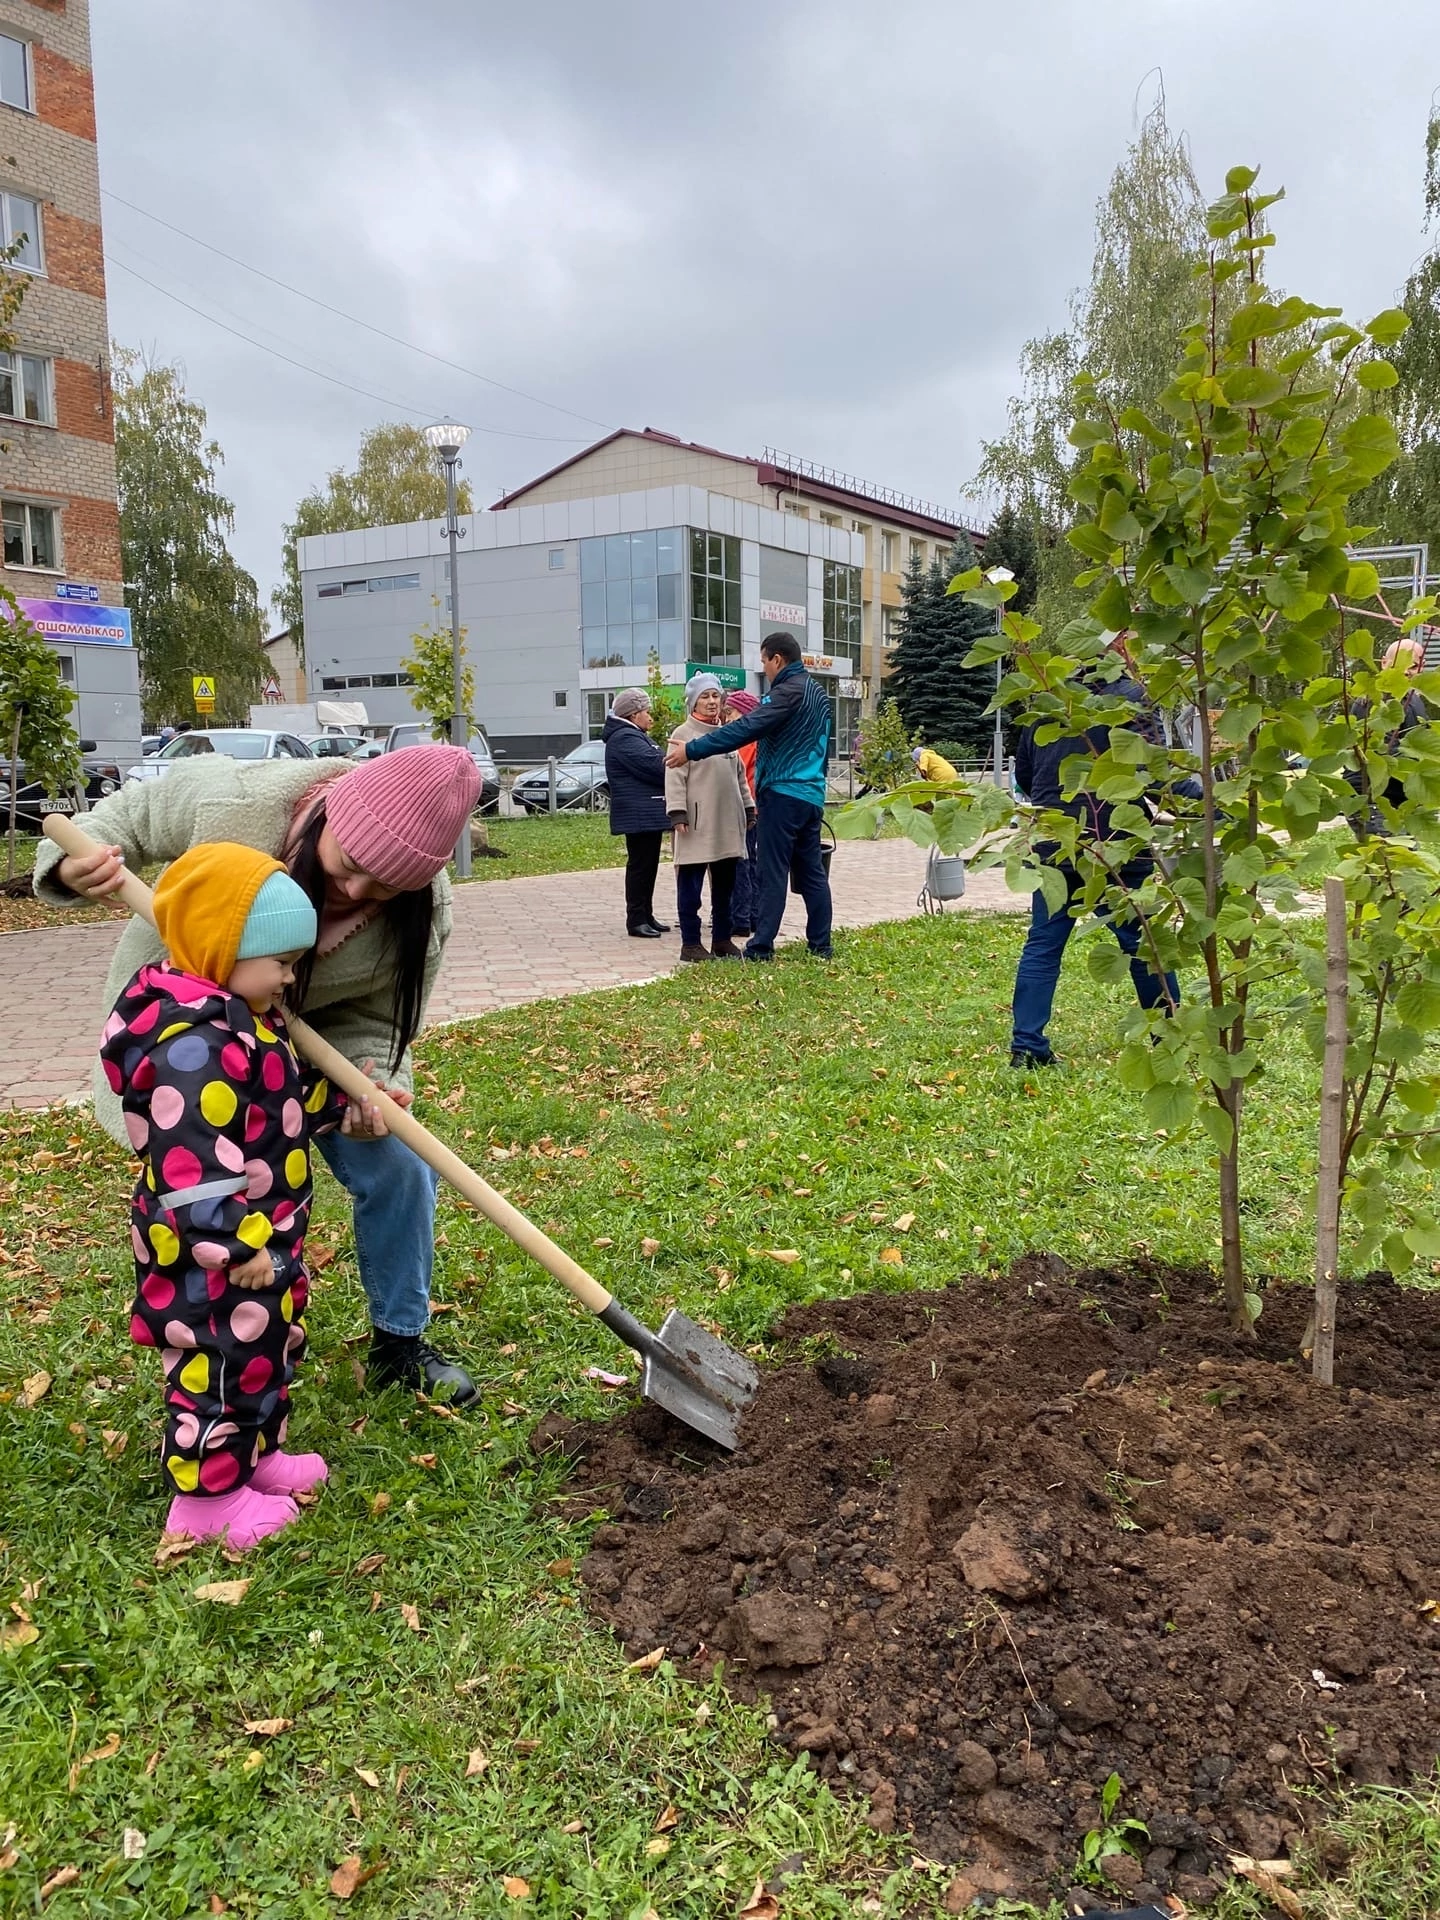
[43,815,614,1315]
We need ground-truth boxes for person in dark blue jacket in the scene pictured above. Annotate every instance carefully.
[666,633,832,960]
[603,689,671,938]
[1010,656,1179,1068]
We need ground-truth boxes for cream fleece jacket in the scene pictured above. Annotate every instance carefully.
[32,756,452,1143]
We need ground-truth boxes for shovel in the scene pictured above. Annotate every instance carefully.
[44,816,760,1448]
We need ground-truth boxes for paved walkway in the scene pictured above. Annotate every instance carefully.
[0,842,1028,1110]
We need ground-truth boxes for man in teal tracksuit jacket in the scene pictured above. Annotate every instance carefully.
[665,631,832,959]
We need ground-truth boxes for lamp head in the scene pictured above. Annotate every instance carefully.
[423,420,471,462]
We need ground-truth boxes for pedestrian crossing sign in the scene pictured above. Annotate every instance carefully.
[192,674,216,713]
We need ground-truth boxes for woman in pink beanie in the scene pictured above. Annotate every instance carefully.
[40,741,483,1407]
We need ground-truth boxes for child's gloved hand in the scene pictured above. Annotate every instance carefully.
[229,1247,275,1290]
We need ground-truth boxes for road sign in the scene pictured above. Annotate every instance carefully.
[192,674,216,714]
[261,676,282,702]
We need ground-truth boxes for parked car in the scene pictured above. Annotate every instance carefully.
[124,729,314,783]
[303,733,369,760]
[0,743,124,835]
[366,722,500,815]
[141,734,165,758]
[510,740,609,814]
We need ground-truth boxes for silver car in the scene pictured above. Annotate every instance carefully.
[124,730,314,783]
[510,740,609,813]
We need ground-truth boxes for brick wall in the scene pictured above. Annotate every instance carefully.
[53,350,107,438]
[41,208,102,298]
[32,44,93,139]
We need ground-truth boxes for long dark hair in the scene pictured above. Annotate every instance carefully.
[286,799,434,1073]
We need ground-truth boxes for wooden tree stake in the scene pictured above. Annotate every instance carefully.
[1313,876,1348,1386]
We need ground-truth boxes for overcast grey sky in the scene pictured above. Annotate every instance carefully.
[93,0,1440,610]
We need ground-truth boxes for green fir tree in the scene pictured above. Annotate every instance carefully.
[887,534,995,754]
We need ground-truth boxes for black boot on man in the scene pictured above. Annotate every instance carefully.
[368,1329,479,1406]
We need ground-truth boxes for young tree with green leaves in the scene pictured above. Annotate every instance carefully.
[887,535,996,755]
[0,590,81,879]
[854,697,915,793]
[401,601,473,738]
[275,424,475,657]
[645,650,685,747]
[114,351,266,728]
[842,165,1433,1343]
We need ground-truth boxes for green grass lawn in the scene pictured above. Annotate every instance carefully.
[460,811,622,883]
[2,914,1437,1917]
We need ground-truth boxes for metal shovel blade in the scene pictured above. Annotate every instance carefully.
[639,1308,761,1450]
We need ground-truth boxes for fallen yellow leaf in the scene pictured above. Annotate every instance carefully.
[653,1803,679,1832]
[501,1876,531,1900]
[764,1249,801,1265]
[241,1751,264,1773]
[101,1429,128,1460]
[193,1580,251,1606]
[465,1747,489,1778]
[560,1819,584,1835]
[545,1558,574,1578]
[122,1829,147,1862]
[640,1237,661,1257]
[892,1211,916,1232]
[591,1237,613,1249]
[644,1836,670,1856]
[329,1856,383,1898]
[879,1247,904,1267]
[241,1718,291,1738]
[369,1491,391,1516]
[738,1878,781,1920]
[0,1620,39,1652]
[399,1603,421,1632]
[626,1646,666,1671]
[408,1452,437,1469]
[354,1767,380,1789]
[154,1532,198,1568]
[39,1865,80,1901]
[353,1552,385,1577]
[18,1371,51,1407]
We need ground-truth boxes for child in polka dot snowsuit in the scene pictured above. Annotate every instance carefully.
[100,842,350,1552]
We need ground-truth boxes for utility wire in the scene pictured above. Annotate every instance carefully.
[106,252,590,441]
[102,186,612,434]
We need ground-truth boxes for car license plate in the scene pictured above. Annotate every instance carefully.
[38,798,76,813]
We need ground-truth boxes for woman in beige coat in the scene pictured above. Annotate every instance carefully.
[665,674,755,961]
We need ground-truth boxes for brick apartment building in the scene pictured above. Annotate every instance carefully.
[0,0,138,762]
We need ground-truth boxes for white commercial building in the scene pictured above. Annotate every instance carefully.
[297,481,866,761]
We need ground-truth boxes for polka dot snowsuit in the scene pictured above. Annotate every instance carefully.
[100,964,345,1497]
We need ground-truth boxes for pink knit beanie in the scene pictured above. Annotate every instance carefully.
[726,689,760,715]
[326,744,481,890]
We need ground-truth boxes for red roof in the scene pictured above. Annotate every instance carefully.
[491,426,982,546]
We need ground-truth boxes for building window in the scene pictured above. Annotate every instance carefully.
[882,531,900,573]
[909,538,925,566]
[689,528,742,668]
[822,561,862,660]
[54,652,73,683]
[0,36,31,113]
[371,672,399,687]
[783,500,808,518]
[0,191,42,273]
[882,605,903,649]
[554,689,568,708]
[548,548,566,570]
[0,349,50,424]
[819,512,841,528]
[579,525,684,668]
[316,570,420,599]
[320,676,345,690]
[2,497,56,569]
[346,675,373,689]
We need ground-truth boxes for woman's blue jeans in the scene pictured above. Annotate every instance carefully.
[315,1130,440,1337]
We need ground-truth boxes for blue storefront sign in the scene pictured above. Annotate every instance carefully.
[55,582,101,603]
[18,598,133,646]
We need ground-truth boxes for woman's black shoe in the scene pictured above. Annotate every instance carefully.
[628,923,664,939]
[367,1330,479,1406]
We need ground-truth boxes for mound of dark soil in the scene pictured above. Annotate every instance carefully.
[559,1258,1440,1907]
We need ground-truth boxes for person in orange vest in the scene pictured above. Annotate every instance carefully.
[724,689,761,936]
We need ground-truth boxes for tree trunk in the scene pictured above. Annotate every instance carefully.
[1312,877,1348,1386]
[6,706,19,883]
[1217,1082,1252,1332]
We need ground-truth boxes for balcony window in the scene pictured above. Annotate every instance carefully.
[2,497,56,568]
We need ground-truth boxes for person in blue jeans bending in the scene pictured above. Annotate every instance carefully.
[1009,644,1180,1067]
[666,633,833,960]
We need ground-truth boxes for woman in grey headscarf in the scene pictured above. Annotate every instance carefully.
[602,688,672,938]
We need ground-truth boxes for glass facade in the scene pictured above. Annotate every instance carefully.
[823,560,862,659]
[580,527,685,669]
[689,529,742,667]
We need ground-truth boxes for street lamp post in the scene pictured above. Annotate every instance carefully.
[423,420,472,878]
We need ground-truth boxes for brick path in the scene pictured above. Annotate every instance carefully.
[0,842,1028,1110]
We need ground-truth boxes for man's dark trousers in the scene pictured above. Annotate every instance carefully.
[747,792,832,959]
[1011,858,1177,1060]
[623,831,663,931]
